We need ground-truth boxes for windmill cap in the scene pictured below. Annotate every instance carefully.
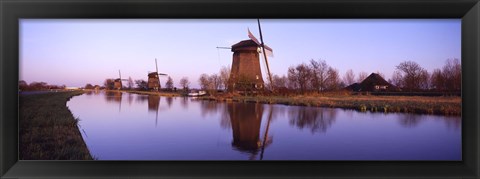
[231,40,260,52]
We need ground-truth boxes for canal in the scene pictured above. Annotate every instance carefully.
[67,91,461,160]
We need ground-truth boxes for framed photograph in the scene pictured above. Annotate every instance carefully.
[1,0,479,178]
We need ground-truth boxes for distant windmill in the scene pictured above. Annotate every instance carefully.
[148,58,168,91]
[114,70,128,90]
[227,19,274,92]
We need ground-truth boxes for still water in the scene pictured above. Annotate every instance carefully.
[67,91,461,160]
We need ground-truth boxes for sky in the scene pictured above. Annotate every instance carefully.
[20,19,461,88]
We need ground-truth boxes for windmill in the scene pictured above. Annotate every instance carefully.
[227,19,274,92]
[114,70,128,90]
[148,58,168,91]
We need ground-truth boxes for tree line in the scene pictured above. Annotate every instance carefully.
[19,81,66,91]
[244,58,461,94]
[390,58,461,92]
[20,58,460,94]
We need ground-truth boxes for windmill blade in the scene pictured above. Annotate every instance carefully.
[248,28,261,45]
[158,73,168,76]
[256,19,274,91]
[249,28,273,57]
[155,58,159,74]
[263,44,274,57]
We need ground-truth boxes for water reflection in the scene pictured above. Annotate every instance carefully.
[148,95,160,111]
[180,97,189,109]
[105,91,123,103]
[136,94,149,103]
[288,106,337,134]
[104,91,123,112]
[166,97,173,108]
[398,114,423,128]
[199,101,224,117]
[225,103,274,160]
[67,92,461,160]
[127,93,134,105]
[227,103,263,154]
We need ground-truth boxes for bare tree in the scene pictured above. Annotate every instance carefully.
[390,71,403,87]
[219,66,230,90]
[165,76,174,91]
[309,59,329,92]
[209,74,221,91]
[287,67,299,90]
[442,58,461,91]
[325,67,341,90]
[342,69,355,86]
[127,77,134,89]
[179,77,190,90]
[104,79,115,90]
[395,61,427,91]
[288,63,311,93]
[198,73,210,90]
[135,80,148,90]
[431,68,444,91]
[419,69,430,90]
[272,74,288,89]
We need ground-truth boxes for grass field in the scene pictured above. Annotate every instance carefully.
[19,91,93,160]
[199,93,461,116]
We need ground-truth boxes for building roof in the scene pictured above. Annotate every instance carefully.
[345,73,399,92]
[231,40,260,51]
[361,73,391,86]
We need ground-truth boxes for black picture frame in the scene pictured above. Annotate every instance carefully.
[1,0,479,178]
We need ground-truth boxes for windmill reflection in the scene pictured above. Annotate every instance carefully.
[104,91,123,112]
[148,95,161,111]
[226,103,274,160]
[147,95,167,127]
[105,91,123,103]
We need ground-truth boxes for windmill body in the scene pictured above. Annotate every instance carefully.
[228,40,265,91]
[227,22,274,92]
[114,70,128,90]
[148,58,167,91]
[148,72,161,90]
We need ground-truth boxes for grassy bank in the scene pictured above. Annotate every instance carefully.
[19,91,93,160]
[199,93,461,116]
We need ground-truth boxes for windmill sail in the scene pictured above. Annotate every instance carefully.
[248,28,273,57]
[248,28,261,45]
[263,45,273,57]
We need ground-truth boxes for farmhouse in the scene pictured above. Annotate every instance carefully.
[346,73,399,92]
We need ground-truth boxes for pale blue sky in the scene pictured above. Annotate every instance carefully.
[20,19,461,88]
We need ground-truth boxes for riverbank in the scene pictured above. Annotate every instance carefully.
[199,93,461,116]
[19,90,93,160]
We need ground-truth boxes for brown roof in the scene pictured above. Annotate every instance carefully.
[360,73,391,86]
[346,73,399,92]
[231,40,260,51]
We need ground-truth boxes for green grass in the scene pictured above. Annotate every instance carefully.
[19,91,93,160]
[199,93,461,116]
